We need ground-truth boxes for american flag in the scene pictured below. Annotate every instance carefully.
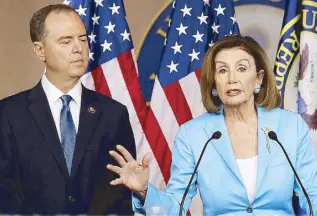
[66,0,238,214]
[64,0,150,172]
[145,0,239,214]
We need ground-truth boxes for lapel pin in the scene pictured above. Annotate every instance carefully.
[88,106,96,113]
[261,127,271,153]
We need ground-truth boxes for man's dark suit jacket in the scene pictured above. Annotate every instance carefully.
[0,82,136,215]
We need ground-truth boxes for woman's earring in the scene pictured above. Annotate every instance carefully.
[254,84,261,94]
[212,88,218,96]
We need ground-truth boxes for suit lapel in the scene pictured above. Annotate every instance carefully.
[27,82,69,179]
[255,107,278,195]
[203,112,244,185]
[70,86,101,178]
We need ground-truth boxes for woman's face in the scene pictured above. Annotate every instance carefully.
[214,47,264,107]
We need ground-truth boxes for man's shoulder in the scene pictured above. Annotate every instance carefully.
[83,87,126,110]
[0,89,32,110]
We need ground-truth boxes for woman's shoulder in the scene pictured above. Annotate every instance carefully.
[261,107,308,131]
[180,107,304,131]
[181,112,220,129]
[264,107,300,120]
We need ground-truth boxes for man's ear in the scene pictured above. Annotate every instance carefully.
[33,42,45,62]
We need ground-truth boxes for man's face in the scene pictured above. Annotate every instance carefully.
[38,11,89,79]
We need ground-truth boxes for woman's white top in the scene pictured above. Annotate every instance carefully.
[236,155,258,203]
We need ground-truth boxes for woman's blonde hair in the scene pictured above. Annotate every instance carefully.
[200,35,281,113]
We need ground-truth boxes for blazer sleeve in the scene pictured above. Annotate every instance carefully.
[132,124,197,215]
[0,103,23,213]
[103,105,136,215]
[294,114,317,215]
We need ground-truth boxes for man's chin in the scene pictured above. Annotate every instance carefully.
[68,70,86,79]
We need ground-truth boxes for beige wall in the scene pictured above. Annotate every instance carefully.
[0,0,169,99]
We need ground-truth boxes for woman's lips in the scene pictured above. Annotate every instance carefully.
[226,89,242,96]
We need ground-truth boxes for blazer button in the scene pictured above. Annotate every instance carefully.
[68,196,75,203]
[246,207,253,213]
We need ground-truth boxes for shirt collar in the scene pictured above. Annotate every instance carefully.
[67,79,82,105]
[41,74,82,105]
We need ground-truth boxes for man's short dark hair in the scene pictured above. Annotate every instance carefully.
[29,4,80,43]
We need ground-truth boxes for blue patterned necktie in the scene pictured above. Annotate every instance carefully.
[60,95,76,175]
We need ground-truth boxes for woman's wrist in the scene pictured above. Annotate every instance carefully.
[135,184,148,201]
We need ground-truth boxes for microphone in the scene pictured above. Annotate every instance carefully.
[179,131,222,216]
[268,131,313,216]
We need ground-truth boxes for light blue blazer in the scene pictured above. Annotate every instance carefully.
[133,107,317,215]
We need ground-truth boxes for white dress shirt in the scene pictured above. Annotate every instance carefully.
[41,75,82,142]
[236,155,258,203]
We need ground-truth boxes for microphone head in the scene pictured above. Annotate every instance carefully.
[268,131,277,141]
[211,131,222,140]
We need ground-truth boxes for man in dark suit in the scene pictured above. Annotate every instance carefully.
[0,4,136,215]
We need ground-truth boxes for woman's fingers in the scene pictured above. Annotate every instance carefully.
[141,152,152,168]
[106,164,122,175]
[110,177,123,185]
[109,150,127,166]
[116,145,135,162]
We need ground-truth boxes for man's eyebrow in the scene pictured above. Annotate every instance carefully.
[58,36,73,40]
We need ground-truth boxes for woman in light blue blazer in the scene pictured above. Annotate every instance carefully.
[106,35,317,215]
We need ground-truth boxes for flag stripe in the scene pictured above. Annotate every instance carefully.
[117,50,148,129]
[151,79,179,149]
[118,53,168,190]
[91,65,112,97]
[179,72,206,118]
[195,69,202,82]
[115,50,169,190]
[163,81,193,125]
[144,108,172,182]
[100,58,127,100]
[100,57,145,150]
[81,72,96,91]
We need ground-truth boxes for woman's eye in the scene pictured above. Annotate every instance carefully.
[238,67,247,72]
[219,68,227,74]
